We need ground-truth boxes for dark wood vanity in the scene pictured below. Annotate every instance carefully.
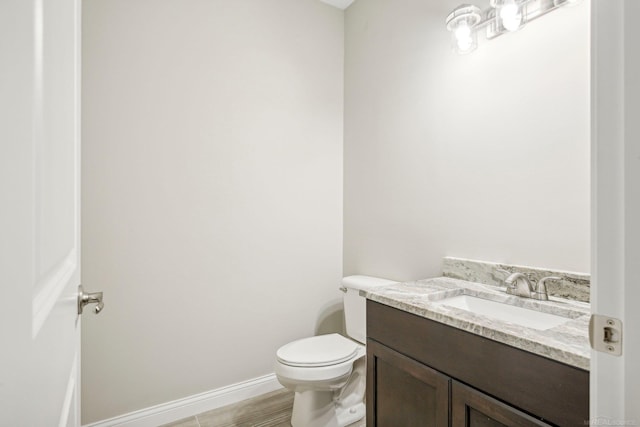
[366,300,589,426]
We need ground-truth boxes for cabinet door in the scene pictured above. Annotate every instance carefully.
[451,381,551,427]
[367,339,449,427]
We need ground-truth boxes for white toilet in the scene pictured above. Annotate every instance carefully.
[275,275,397,427]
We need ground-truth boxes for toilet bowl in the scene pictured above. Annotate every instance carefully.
[275,333,366,427]
[274,276,397,427]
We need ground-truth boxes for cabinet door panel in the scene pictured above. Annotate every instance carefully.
[452,381,551,427]
[367,339,448,427]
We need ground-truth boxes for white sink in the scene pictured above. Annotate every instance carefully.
[433,294,570,331]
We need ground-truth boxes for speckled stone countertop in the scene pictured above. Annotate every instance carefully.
[363,277,591,370]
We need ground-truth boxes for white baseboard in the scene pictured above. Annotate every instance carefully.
[83,373,283,427]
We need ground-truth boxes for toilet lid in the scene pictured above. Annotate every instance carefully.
[277,334,359,367]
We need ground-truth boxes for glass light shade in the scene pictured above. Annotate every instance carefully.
[491,0,524,32]
[452,21,477,54]
[498,0,523,31]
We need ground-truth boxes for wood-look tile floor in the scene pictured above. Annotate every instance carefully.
[160,389,366,427]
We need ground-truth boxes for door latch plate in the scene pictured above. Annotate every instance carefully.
[589,314,622,356]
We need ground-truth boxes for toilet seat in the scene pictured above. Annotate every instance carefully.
[277,334,359,368]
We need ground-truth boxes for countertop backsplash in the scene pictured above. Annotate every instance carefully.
[442,256,591,303]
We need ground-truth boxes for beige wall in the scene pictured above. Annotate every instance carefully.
[81,0,344,423]
[344,0,590,280]
[82,0,590,422]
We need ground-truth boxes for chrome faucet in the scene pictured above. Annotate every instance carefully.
[499,269,561,300]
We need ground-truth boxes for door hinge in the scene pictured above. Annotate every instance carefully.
[589,314,622,356]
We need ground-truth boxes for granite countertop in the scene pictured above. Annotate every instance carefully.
[363,277,591,370]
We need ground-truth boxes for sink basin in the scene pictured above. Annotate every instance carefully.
[433,295,570,331]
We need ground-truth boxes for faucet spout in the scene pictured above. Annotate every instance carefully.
[505,272,534,298]
[532,276,561,301]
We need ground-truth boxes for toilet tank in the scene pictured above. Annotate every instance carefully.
[342,275,398,344]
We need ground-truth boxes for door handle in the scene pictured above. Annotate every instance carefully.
[78,285,104,315]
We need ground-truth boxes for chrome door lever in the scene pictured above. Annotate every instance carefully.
[78,285,104,314]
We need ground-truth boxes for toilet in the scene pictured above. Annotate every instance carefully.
[274,275,397,427]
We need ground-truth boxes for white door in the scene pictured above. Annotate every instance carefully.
[0,0,87,426]
[591,0,640,423]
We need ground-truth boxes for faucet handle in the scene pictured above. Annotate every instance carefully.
[502,272,535,298]
[533,276,561,300]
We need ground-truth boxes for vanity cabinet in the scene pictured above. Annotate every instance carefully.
[366,301,589,427]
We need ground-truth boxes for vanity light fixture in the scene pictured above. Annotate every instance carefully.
[446,0,581,54]
[446,5,482,54]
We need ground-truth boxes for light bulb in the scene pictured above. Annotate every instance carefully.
[455,24,471,40]
[499,0,523,32]
[454,22,475,53]
[457,37,473,52]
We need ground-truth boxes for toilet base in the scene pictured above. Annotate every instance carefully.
[336,401,365,426]
[289,357,366,427]
[290,392,365,427]
[291,389,339,427]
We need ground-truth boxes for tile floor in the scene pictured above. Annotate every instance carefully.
[161,388,366,427]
